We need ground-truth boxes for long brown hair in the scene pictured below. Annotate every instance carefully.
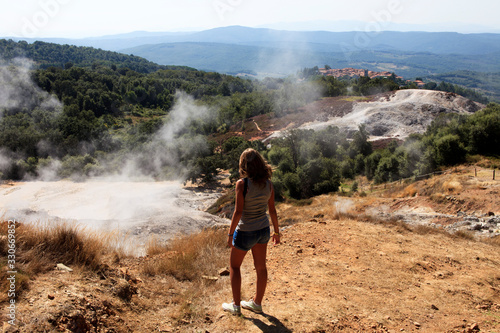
[239,148,272,186]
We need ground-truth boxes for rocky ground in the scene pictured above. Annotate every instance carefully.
[227,90,484,143]
[2,165,499,333]
[359,166,500,239]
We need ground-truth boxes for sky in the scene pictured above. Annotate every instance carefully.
[1,0,499,38]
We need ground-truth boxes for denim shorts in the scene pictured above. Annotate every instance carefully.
[233,227,270,251]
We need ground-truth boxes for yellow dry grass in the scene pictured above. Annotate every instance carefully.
[0,220,112,303]
[142,227,228,281]
[442,177,463,193]
[397,183,419,198]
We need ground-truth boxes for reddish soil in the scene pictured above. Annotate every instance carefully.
[3,165,499,333]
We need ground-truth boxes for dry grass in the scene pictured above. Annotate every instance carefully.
[19,222,106,271]
[285,198,314,206]
[341,96,372,102]
[0,221,108,271]
[206,188,236,219]
[412,224,444,235]
[473,155,500,169]
[0,220,110,302]
[139,228,231,325]
[430,192,447,203]
[442,177,463,193]
[144,236,170,257]
[484,236,500,246]
[142,227,228,281]
[452,230,476,241]
[398,183,419,197]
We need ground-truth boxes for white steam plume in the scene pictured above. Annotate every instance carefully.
[0,57,62,117]
[118,91,214,180]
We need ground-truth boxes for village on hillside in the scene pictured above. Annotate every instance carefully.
[318,67,425,87]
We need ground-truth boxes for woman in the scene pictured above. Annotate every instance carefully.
[222,148,280,315]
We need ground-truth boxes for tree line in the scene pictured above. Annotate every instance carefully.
[1,40,497,191]
[0,39,190,73]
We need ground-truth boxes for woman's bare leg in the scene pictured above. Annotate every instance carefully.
[251,242,268,305]
[230,247,247,306]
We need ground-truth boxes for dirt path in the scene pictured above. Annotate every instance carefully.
[253,120,263,132]
[210,212,500,332]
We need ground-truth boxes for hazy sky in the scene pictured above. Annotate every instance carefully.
[2,0,499,38]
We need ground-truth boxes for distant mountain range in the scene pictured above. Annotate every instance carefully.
[3,26,500,100]
[257,20,500,34]
[8,26,500,55]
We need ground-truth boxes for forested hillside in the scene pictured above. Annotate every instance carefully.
[426,70,500,102]
[1,40,499,202]
[265,103,500,200]
[0,39,192,73]
[121,42,500,79]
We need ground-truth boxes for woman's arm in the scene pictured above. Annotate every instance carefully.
[228,179,244,247]
[268,182,280,245]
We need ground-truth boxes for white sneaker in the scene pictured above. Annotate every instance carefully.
[222,302,241,315]
[241,299,263,313]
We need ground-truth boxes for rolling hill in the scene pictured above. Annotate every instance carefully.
[5,26,500,98]
[10,26,500,55]
[426,70,500,102]
[121,41,500,79]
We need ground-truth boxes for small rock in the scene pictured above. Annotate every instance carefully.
[158,325,173,332]
[431,304,439,310]
[297,249,303,254]
[56,263,73,272]
[202,275,218,281]
[218,267,230,276]
[414,321,421,327]
[434,271,453,279]
[487,216,500,224]
[114,279,136,302]
[468,322,480,331]
[48,294,55,300]
[475,303,490,310]
[465,216,480,222]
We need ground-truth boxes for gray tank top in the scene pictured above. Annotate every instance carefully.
[237,179,271,231]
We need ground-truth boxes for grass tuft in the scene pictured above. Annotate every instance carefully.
[452,230,476,241]
[442,178,463,193]
[286,198,314,206]
[398,184,419,197]
[142,227,228,281]
[412,224,442,235]
[0,220,110,302]
[484,235,500,247]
